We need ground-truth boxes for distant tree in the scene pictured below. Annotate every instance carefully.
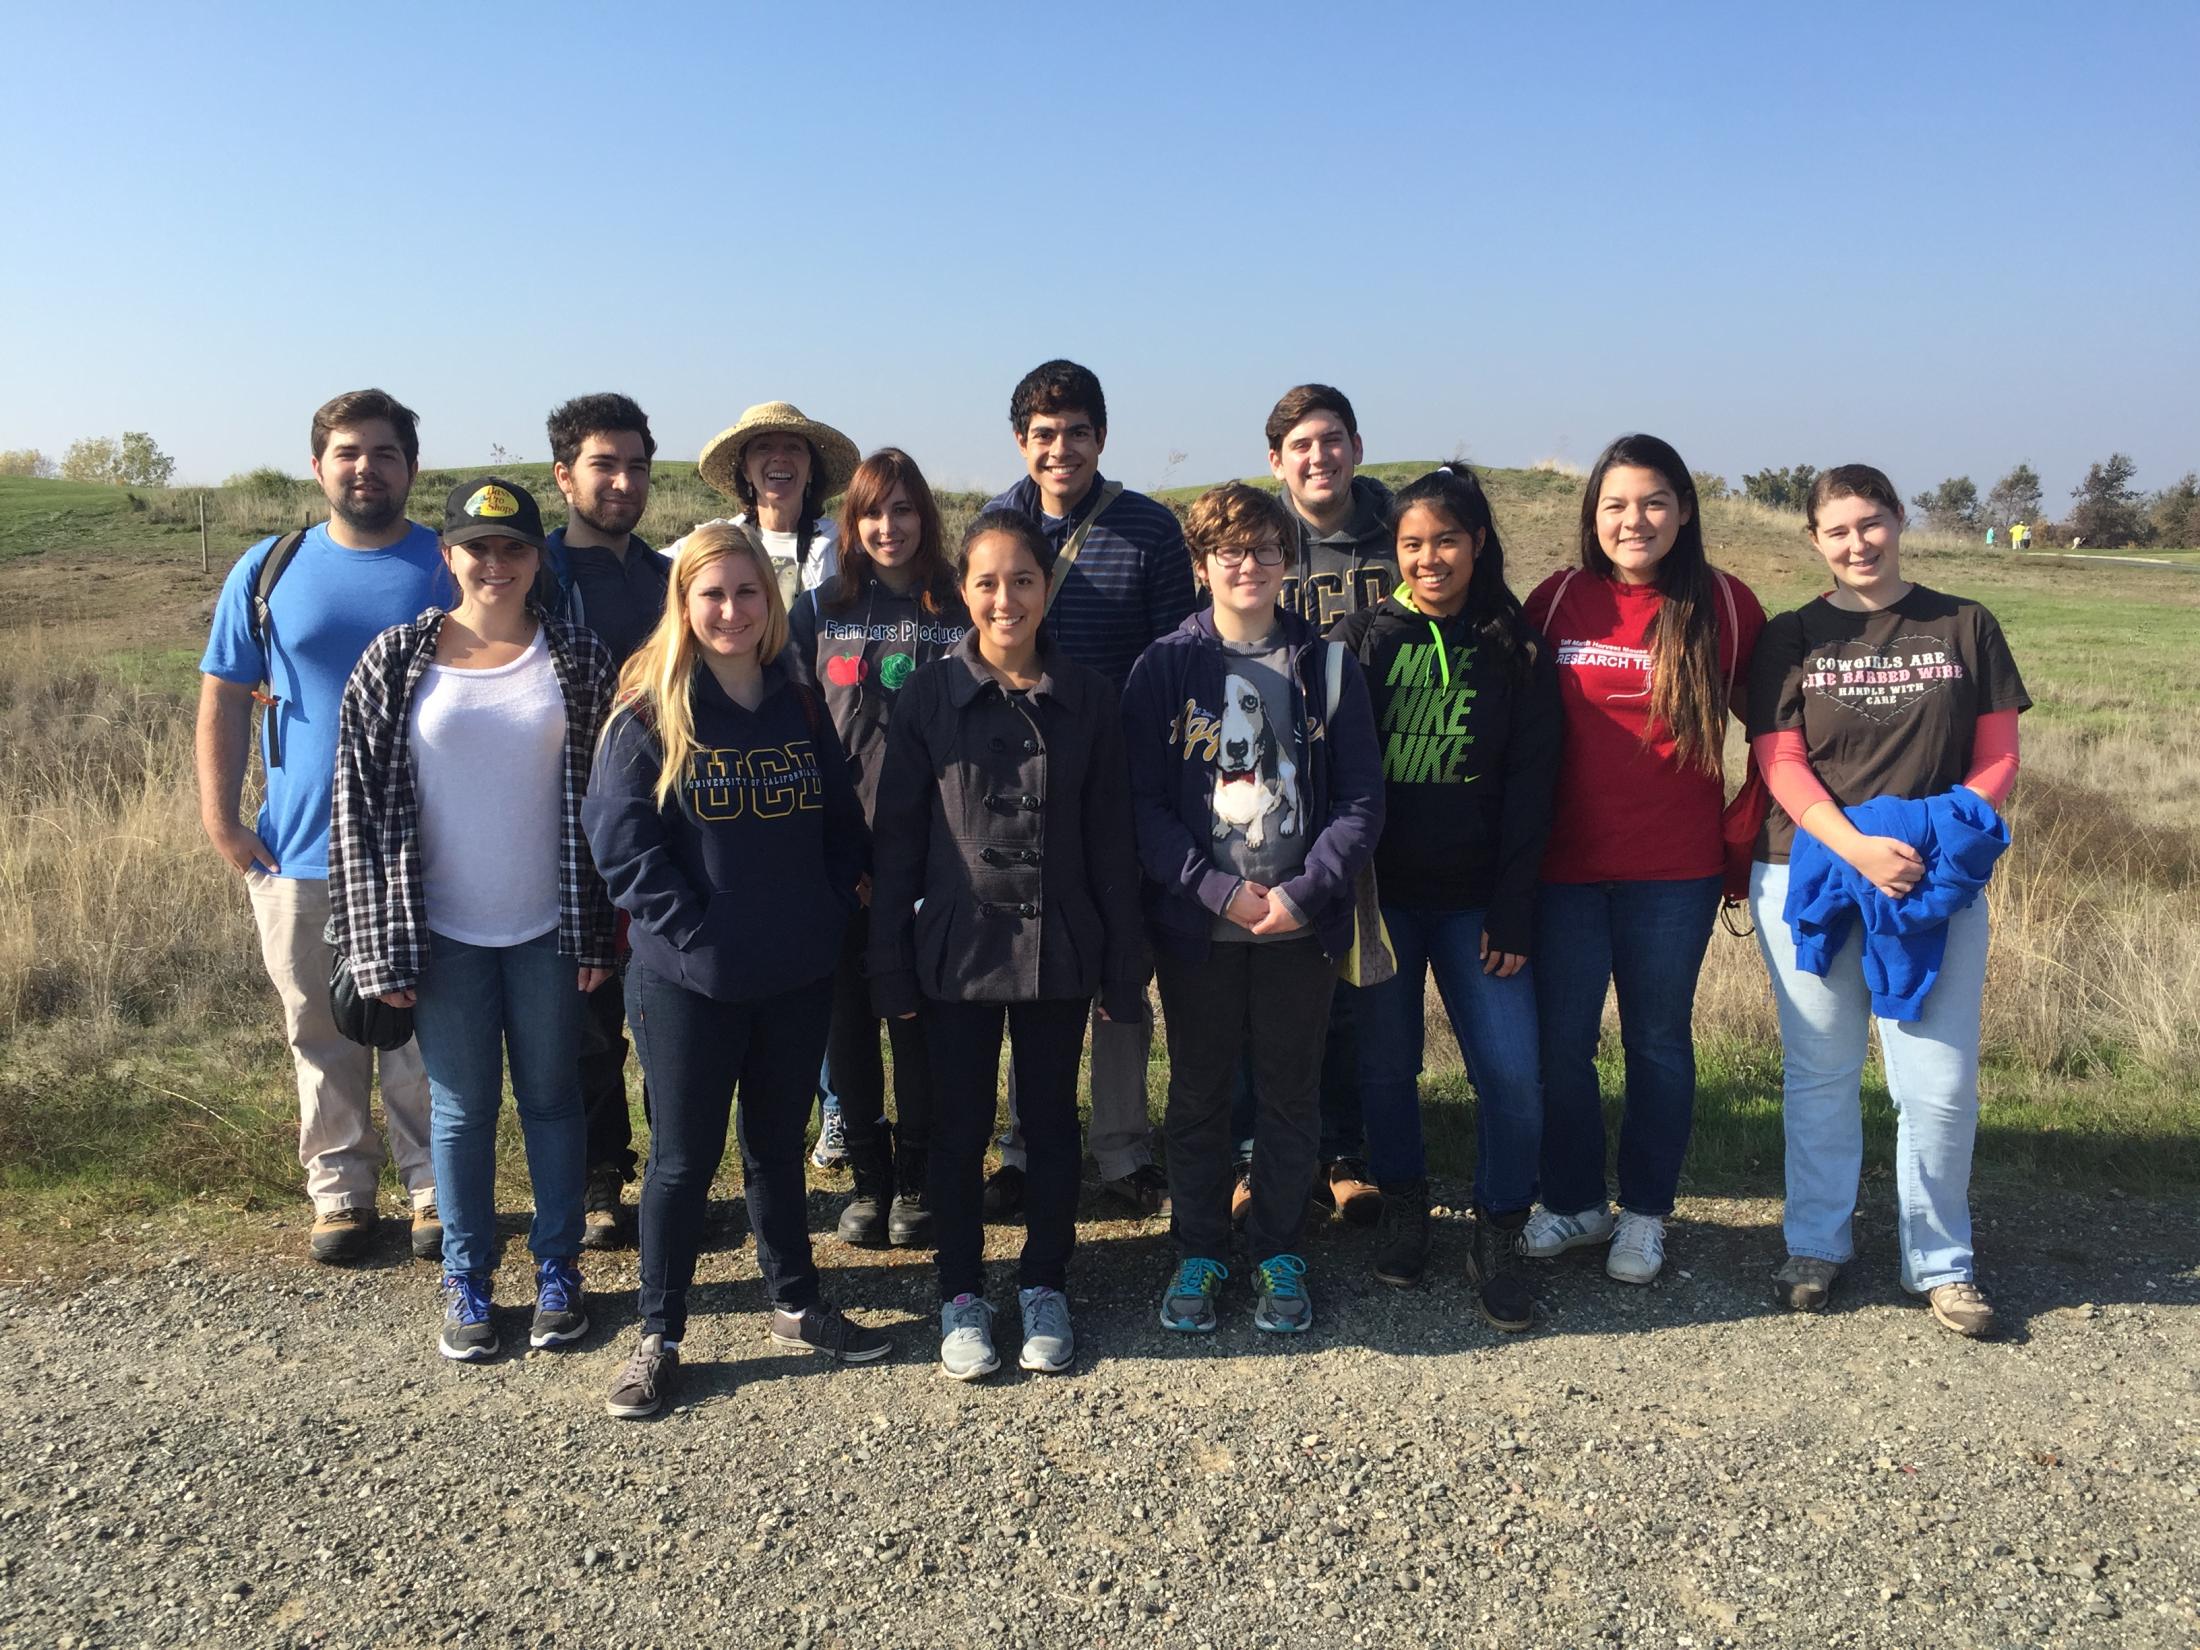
[2067,453,2149,548]
[57,431,177,487]
[1691,470,1732,502]
[0,448,56,478]
[60,436,122,483]
[2149,472,2200,548]
[1983,462,2042,528]
[1741,464,1818,512]
[116,431,176,487]
[1909,476,1980,531]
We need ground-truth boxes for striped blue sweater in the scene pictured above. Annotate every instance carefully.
[986,473,1198,689]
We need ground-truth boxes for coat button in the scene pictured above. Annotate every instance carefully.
[1022,739,1038,754]
[1019,902,1037,918]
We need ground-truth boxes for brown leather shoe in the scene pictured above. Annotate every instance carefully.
[1229,1165,1253,1228]
[1928,1280,1997,1338]
[1325,1158,1383,1228]
[309,1206,377,1264]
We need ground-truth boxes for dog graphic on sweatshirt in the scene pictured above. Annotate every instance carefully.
[1212,672,1299,850]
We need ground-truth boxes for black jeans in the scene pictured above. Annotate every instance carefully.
[924,996,1088,1302]
[581,967,648,1180]
[1156,937,1336,1263]
[627,965,833,1340]
[1229,980,1365,1165]
[827,910,933,1187]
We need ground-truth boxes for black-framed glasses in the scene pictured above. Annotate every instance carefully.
[1209,542,1286,568]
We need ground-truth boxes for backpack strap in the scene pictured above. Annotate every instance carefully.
[1544,566,1581,631]
[1713,569,1740,703]
[1324,638,1345,721]
[1044,481,1125,614]
[248,527,309,768]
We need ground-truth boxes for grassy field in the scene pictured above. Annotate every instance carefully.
[0,465,2194,1265]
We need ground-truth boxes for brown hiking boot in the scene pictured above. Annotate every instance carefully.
[1325,1158,1383,1228]
[1928,1280,1997,1338]
[1229,1164,1253,1228]
[581,1165,626,1252]
[309,1206,377,1264]
[1773,1255,1840,1312]
[409,1202,443,1262]
[1101,1163,1169,1218]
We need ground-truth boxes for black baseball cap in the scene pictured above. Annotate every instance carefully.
[441,476,546,550]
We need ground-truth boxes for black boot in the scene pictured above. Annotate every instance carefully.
[887,1148,933,1248]
[1466,1205,1534,1331]
[1372,1178,1431,1288]
[836,1145,893,1247]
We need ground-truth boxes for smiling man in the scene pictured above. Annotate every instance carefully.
[196,389,447,1264]
[539,393,666,1248]
[984,359,1197,1215]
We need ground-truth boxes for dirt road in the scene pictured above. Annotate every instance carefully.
[2,1185,2194,1649]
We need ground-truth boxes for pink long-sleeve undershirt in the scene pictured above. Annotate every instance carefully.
[1750,708,2022,823]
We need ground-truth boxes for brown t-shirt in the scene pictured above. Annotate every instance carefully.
[1747,584,2030,862]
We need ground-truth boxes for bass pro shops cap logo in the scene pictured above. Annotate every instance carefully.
[465,484,521,521]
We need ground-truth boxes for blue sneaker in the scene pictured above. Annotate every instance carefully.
[1252,1254,1312,1334]
[438,1272,497,1362]
[530,1257,589,1349]
[1159,1257,1228,1332]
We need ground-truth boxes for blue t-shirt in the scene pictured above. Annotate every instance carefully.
[199,522,448,879]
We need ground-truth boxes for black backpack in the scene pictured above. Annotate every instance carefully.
[248,527,310,767]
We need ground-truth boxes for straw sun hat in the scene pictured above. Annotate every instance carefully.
[696,402,861,502]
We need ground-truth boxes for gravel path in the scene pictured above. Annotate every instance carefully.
[2,1184,2195,1650]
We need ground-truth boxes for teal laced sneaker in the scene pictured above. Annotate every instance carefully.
[1252,1253,1312,1334]
[1159,1256,1228,1332]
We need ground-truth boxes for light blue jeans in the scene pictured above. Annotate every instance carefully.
[413,928,587,1277]
[1750,860,1989,1290]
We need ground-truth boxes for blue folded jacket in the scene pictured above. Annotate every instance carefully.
[1783,788,2010,1021]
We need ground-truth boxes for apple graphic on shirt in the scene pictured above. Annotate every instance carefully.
[826,655,868,687]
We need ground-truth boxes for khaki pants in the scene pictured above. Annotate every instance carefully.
[245,871,434,1215]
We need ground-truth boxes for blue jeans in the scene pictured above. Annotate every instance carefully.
[627,966,834,1340]
[1357,906,1542,1212]
[1534,875,1721,1219]
[412,928,587,1277]
[1750,860,1989,1289]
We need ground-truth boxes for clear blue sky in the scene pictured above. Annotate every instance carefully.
[5,0,2195,511]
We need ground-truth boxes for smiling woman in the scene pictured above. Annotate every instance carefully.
[325,475,619,1367]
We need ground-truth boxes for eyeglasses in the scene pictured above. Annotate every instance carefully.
[1208,542,1286,568]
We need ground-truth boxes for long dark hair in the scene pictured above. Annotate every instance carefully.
[1388,463,1530,667]
[1577,433,1726,776]
[828,448,953,615]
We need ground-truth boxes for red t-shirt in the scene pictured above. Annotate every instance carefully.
[1523,567,1766,883]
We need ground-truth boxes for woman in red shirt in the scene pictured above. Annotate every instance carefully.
[1521,434,1764,1286]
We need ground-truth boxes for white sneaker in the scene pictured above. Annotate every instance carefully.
[1606,1211,1666,1284]
[938,1294,998,1382]
[1017,1286,1075,1373]
[1518,1204,1616,1258]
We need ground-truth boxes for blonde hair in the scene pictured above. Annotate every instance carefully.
[605,523,791,811]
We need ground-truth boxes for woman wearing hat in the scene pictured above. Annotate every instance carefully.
[680,401,861,604]
[327,477,619,1365]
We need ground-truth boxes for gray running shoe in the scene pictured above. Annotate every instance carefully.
[1017,1287,1075,1373]
[1251,1254,1313,1334]
[939,1294,998,1382]
[768,1303,890,1363]
[1159,1256,1228,1332]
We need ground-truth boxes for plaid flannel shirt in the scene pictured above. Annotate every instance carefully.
[326,608,619,997]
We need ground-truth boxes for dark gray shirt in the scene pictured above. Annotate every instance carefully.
[1208,634,1311,942]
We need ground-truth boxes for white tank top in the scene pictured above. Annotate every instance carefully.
[407,630,566,948]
